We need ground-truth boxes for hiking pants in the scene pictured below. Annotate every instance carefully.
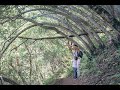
[73,67,77,79]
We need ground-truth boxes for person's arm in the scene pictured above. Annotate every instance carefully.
[67,41,75,50]
[66,44,75,50]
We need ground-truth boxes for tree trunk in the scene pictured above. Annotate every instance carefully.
[24,43,32,85]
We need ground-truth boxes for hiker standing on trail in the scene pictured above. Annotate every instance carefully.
[72,56,80,79]
[67,42,83,78]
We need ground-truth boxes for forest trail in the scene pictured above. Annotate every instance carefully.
[53,74,108,85]
[54,77,81,85]
[53,76,88,85]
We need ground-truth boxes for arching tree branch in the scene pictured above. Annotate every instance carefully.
[17,30,113,41]
[0,24,37,60]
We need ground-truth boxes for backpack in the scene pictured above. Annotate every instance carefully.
[77,51,83,58]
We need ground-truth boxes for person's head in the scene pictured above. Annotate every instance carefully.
[73,43,79,51]
[74,56,78,60]
[73,43,78,47]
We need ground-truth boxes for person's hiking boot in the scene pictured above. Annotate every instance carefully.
[73,78,77,80]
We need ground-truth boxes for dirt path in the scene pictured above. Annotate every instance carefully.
[54,76,87,85]
[54,77,79,85]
